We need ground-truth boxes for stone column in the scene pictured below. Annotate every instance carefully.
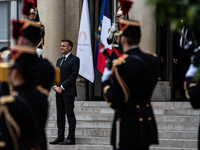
[129,0,156,53]
[37,0,66,101]
[37,0,66,65]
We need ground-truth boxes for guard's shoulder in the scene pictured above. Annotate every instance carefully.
[0,95,15,105]
[0,91,18,105]
[144,50,158,58]
[112,54,128,67]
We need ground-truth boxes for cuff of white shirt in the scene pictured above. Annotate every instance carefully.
[53,85,57,91]
[61,85,65,90]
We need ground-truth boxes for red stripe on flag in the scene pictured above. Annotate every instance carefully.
[96,44,106,74]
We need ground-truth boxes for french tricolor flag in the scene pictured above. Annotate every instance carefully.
[94,0,112,74]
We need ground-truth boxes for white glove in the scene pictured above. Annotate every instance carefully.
[107,24,116,40]
[184,41,193,50]
[111,24,116,32]
[185,64,198,77]
[101,67,112,82]
[36,48,44,57]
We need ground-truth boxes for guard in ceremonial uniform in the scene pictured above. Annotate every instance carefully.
[185,57,200,149]
[102,18,159,150]
[26,4,45,58]
[106,0,133,60]
[12,19,59,94]
[0,47,48,150]
[107,2,124,60]
[107,2,122,50]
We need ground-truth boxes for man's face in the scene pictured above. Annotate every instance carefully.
[116,16,122,23]
[60,42,71,55]
[27,13,35,21]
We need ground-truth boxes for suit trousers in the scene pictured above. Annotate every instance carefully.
[56,95,76,140]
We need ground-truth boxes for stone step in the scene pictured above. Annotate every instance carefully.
[154,139,197,149]
[48,101,110,108]
[47,136,110,145]
[48,107,200,117]
[46,101,200,150]
[155,115,199,124]
[47,138,197,149]
[47,113,114,121]
[153,108,200,116]
[150,146,196,150]
[157,123,198,131]
[46,121,198,132]
[158,131,197,140]
[46,121,112,128]
[48,101,195,109]
[46,128,197,140]
[47,144,112,150]
[151,102,193,109]
[45,128,111,137]
[47,113,199,125]
[46,121,199,134]
[48,107,115,115]
[47,144,197,150]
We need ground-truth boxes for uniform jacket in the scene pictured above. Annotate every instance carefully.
[187,79,200,149]
[102,47,159,149]
[0,83,48,150]
[55,53,80,97]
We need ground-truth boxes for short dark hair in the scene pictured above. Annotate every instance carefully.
[61,39,73,50]
[0,47,9,52]
[125,36,140,46]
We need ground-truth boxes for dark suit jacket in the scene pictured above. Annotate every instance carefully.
[102,47,159,148]
[55,53,80,97]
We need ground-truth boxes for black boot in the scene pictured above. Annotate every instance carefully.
[49,136,64,144]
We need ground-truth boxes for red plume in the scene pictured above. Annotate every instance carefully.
[121,0,134,16]
[22,0,36,16]
[12,20,24,40]
[32,0,37,8]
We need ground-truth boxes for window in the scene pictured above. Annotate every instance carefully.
[0,0,22,48]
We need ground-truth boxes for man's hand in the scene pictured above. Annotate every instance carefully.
[173,58,178,64]
[53,86,62,94]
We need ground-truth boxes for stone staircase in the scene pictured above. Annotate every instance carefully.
[46,101,200,150]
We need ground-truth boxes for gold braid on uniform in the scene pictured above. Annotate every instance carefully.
[36,85,49,96]
[112,54,130,103]
[37,38,44,48]
[0,96,21,150]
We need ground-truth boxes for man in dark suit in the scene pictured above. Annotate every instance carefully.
[49,39,80,145]
[101,19,159,150]
[173,24,195,101]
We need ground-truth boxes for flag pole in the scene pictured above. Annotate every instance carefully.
[114,0,116,23]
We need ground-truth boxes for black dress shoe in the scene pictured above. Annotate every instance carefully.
[176,96,188,101]
[49,137,64,144]
[59,139,75,145]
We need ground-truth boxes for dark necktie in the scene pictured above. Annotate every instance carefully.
[182,29,185,49]
[60,56,66,67]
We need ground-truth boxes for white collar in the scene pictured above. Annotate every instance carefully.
[63,52,71,59]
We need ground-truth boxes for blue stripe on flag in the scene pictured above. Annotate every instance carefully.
[104,0,110,19]
[94,0,106,68]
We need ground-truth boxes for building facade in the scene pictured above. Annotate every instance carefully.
[0,0,173,101]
